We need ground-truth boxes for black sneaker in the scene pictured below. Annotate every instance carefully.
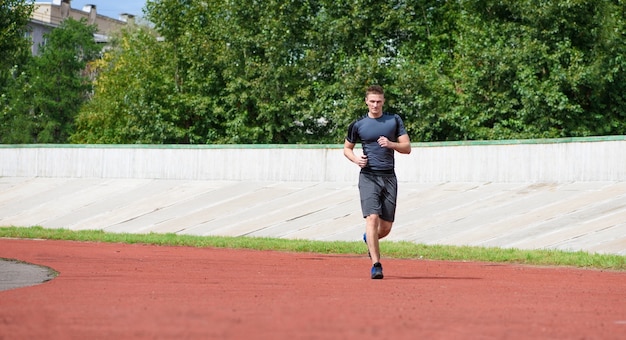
[371,262,383,279]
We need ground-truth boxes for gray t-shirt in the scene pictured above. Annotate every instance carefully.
[345,112,408,171]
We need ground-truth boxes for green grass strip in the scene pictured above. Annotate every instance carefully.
[1,226,624,271]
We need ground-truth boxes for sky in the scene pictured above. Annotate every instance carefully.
[69,1,148,20]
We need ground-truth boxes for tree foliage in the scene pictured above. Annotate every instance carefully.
[0,0,34,142]
[443,0,626,140]
[1,18,100,143]
[4,0,625,144]
[0,0,34,90]
[72,26,179,143]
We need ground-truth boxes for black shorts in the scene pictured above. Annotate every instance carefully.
[358,170,398,222]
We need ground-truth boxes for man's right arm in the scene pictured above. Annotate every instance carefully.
[344,140,368,168]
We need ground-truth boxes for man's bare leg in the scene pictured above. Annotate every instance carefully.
[365,214,393,264]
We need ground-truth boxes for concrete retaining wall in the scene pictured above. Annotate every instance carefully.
[1,136,625,182]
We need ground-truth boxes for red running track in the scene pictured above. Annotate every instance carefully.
[0,239,625,339]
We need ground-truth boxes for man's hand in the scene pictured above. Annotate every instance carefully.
[344,140,369,168]
[356,155,368,168]
[377,136,392,148]
[378,135,412,154]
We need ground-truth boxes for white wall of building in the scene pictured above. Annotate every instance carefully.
[1,137,625,183]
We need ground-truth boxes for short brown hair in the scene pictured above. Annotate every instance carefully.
[365,85,384,97]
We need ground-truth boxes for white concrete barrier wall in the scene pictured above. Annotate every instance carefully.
[1,136,625,182]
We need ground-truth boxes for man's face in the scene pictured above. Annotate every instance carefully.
[365,93,385,115]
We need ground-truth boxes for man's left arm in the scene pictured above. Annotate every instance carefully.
[377,134,411,154]
[393,134,411,154]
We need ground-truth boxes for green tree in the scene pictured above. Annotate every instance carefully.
[217,0,321,143]
[0,0,34,90]
[72,26,181,143]
[72,0,626,144]
[440,0,626,140]
[0,0,34,142]
[1,18,100,143]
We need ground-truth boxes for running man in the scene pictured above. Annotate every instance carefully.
[343,85,411,279]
